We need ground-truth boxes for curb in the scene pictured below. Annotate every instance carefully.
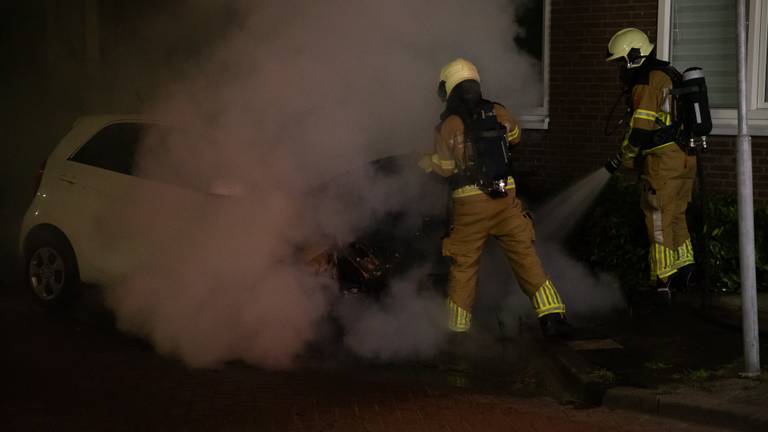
[533,337,610,406]
[543,334,768,431]
[603,386,768,432]
[692,304,768,337]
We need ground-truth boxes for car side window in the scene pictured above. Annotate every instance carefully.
[70,123,141,176]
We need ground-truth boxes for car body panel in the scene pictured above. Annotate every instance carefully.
[22,116,165,286]
[21,116,448,293]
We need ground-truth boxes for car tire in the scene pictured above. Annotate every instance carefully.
[24,230,80,308]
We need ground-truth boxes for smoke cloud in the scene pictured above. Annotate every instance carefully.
[335,267,449,360]
[101,0,598,369]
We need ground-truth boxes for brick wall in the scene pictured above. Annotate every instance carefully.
[516,0,768,203]
[699,136,768,201]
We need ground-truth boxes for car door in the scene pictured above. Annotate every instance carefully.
[67,121,219,286]
[58,122,148,285]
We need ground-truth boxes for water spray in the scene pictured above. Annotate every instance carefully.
[534,168,612,242]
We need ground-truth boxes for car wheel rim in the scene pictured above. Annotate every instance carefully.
[29,247,66,301]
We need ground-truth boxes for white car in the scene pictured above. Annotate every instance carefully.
[19,115,227,305]
[20,115,446,307]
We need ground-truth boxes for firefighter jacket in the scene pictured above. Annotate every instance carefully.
[616,69,677,167]
[424,104,521,198]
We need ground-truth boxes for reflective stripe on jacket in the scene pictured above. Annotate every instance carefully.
[617,70,676,166]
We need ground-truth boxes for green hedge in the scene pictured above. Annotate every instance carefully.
[566,176,768,293]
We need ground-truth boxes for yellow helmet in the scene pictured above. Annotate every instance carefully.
[439,58,480,98]
[606,28,655,68]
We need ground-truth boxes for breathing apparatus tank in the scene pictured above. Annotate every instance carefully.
[448,102,513,198]
[675,67,712,154]
[466,103,512,198]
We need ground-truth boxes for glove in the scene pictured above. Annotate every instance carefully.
[417,154,433,173]
[604,154,621,174]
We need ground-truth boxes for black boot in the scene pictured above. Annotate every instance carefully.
[653,277,673,309]
[672,264,696,292]
[436,331,473,372]
[539,313,572,338]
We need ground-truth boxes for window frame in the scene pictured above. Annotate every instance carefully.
[754,0,768,109]
[518,0,550,130]
[657,0,768,135]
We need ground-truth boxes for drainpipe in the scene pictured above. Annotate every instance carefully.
[736,0,761,377]
[84,0,101,109]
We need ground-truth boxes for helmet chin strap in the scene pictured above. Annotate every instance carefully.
[624,47,647,69]
[626,56,648,69]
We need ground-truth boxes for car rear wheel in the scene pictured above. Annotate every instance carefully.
[25,232,79,306]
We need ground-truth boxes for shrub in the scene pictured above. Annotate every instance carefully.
[566,176,768,294]
[691,194,768,292]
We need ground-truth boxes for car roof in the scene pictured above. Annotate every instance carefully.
[71,114,148,129]
[50,115,152,160]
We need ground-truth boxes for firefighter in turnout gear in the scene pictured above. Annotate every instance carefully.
[420,58,569,337]
[604,28,697,304]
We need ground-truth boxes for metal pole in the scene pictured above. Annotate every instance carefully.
[736,0,761,377]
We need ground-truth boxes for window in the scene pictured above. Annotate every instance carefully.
[670,0,738,108]
[658,0,768,135]
[71,123,140,175]
[514,0,550,129]
[72,121,217,191]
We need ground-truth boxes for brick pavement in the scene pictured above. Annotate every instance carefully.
[1,287,734,432]
[267,389,731,432]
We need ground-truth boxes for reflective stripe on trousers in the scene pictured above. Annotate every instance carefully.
[649,238,695,282]
[447,297,471,332]
[531,279,566,317]
[447,279,566,331]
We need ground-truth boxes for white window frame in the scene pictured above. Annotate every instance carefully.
[755,0,768,109]
[658,0,768,135]
[519,0,550,130]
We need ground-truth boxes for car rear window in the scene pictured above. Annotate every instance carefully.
[71,121,216,192]
[70,123,140,176]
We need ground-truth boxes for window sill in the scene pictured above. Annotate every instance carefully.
[711,109,768,136]
[519,113,550,130]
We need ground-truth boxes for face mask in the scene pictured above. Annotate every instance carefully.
[454,80,482,109]
[617,63,634,88]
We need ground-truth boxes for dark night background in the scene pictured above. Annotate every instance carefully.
[0,1,243,278]
[1,3,765,431]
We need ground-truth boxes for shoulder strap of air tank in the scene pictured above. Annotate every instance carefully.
[653,62,682,84]
[479,99,497,114]
[485,99,504,109]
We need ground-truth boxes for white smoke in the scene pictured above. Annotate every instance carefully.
[335,268,449,360]
[103,0,552,368]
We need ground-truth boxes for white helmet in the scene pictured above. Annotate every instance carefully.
[606,28,655,69]
[438,58,480,99]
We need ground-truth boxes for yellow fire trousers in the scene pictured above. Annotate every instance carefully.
[443,192,565,332]
[640,146,697,283]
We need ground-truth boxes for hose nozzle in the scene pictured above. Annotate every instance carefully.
[604,154,621,174]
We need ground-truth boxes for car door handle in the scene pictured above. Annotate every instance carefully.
[58,175,77,185]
